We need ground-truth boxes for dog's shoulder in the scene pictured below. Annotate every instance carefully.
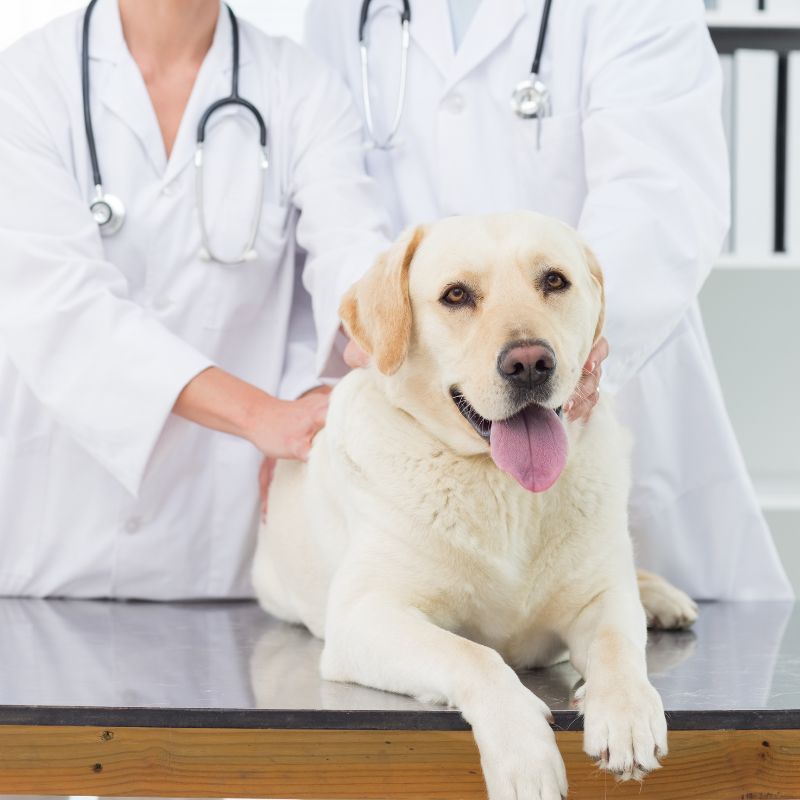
[326,369,442,470]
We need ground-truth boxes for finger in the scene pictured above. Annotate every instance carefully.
[300,384,333,399]
[259,460,269,501]
[566,381,601,422]
[581,368,600,398]
[259,458,276,521]
[582,337,609,378]
[312,399,330,431]
[594,335,610,362]
[574,390,600,423]
[344,338,370,369]
[297,435,314,461]
[566,398,588,422]
[564,361,598,420]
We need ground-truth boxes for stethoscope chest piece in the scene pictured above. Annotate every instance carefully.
[90,187,125,236]
[511,74,551,120]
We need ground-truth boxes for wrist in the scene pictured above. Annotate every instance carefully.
[238,390,282,445]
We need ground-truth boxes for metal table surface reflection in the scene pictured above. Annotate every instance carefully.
[0,599,797,731]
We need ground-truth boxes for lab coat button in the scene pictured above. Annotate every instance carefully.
[445,93,466,114]
[151,295,173,311]
[124,516,142,534]
[161,183,174,197]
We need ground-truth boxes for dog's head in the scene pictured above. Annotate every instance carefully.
[340,212,605,492]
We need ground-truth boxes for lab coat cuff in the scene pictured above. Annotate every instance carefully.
[278,341,325,400]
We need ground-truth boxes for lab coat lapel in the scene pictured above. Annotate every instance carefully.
[407,0,453,79]
[90,0,167,177]
[444,0,527,92]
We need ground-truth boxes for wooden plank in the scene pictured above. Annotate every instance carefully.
[0,725,799,799]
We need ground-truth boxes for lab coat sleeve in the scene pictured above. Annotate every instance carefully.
[275,250,326,400]
[577,0,729,394]
[0,69,213,497]
[282,43,391,377]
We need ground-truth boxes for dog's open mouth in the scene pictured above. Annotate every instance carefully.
[450,388,493,440]
[449,387,568,493]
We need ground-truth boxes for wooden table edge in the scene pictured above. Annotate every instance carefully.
[1,724,799,799]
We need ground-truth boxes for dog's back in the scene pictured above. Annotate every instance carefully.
[253,369,367,638]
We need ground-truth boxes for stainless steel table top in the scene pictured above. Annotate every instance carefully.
[0,599,796,730]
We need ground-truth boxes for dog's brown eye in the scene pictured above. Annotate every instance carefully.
[441,285,473,307]
[447,287,465,302]
[543,271,569,292]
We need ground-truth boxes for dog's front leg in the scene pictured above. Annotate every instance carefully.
[566,587,667,781]
[322,592,568,800]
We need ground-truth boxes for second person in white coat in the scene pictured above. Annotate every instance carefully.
[0,0,390,599]
[305,0,792,600]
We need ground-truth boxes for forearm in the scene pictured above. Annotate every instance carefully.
[172,365,274,443]
[173,367,330,461]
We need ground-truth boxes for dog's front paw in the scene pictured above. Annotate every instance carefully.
[638,572,698,630]
[472,693,567,800]
[575,677,667,782]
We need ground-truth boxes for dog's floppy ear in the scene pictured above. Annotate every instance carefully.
[583,244,605,345]
[339,226,425,375]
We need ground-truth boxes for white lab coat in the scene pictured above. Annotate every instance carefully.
[0,0,389,598]
[306,0,793,599]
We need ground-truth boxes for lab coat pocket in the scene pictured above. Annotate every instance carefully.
[0,435,49,590]
[514,110,585,221]
[202,203,291,331]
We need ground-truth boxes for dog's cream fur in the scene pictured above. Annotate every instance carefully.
[253,212,695,799]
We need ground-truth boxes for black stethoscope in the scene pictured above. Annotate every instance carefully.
[82,0,269,264]
[358,0,554,150]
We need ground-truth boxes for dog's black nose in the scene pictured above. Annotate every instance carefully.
[497,341,556,388]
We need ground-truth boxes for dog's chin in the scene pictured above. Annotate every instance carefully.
[449,387,563,443]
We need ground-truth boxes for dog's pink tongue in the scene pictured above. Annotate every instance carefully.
[490,406,567,493]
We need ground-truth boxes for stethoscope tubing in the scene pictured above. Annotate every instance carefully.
[358,0,554,148]
[82,0,103,190]
[530,0,553,76]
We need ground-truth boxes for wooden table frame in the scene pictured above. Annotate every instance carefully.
[3,723,800,799]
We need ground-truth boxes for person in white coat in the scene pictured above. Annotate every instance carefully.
[0,0,390,599]
[305,0,793,600]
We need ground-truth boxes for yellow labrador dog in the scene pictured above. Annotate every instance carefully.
[253,212,695,799]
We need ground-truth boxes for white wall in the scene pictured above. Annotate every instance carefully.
[0,0,309,52]
[227,0,310,42]
[699,270,800,592]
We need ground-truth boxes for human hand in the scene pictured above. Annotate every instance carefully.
[563,337,609,423]
[248,385,331,462]
[344,337,370,369]
[257,385,332,520]
[258,456,276,523]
